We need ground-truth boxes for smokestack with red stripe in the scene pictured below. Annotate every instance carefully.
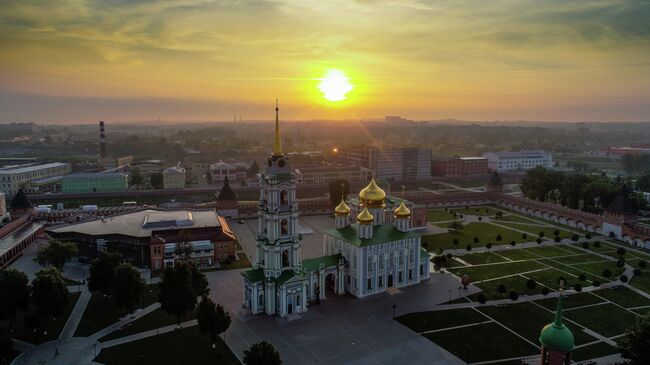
[99,121,107,158]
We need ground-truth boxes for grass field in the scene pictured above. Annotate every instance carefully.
[427,209,456,222]
[450,206,502,217]
[100,307,196,342]
[591,286,650,308]
[423,222,527,251]
[396,308,488,333]
[75,284,160,337]
[95,326,239,365]
[563,303,640,338]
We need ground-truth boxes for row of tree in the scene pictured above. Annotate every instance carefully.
[520,167,646,213]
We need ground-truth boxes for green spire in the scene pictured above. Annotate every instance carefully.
[539,290,575,352]
[554,293,565,326]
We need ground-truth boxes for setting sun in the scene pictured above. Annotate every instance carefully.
[318,70,353,102]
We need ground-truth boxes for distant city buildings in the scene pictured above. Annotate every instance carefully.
[0,162,71,197]
[132,160,164,176]
[163,165,186,189]
[61,172,128,193]
[603,144,650,157]
[293,164,371,184]
[209,161,247,183]
[431,156,488,177]
[482,150,552,173]
[369,148,431,181]
[0,192,6,220]
[96,121,134,170]
[47,209,236,269]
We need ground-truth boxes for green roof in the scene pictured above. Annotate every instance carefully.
[302,254,344,272]
[419,246,429,261]
[273,270,297,285]
[242,268,264,283]
[324,224,419,247]
[539,295,574,351]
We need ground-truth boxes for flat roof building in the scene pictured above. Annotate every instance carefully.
[0,162,71,197]
[163,166,186,189]
[61,172,128,193]
[482,150,552,173]
[431,156,488,177]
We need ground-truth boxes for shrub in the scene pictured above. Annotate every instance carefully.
[633,268,642,277]
[573,283,582,292]
[496,234,502,242]
[554,230,560,236]
[620,275,629,283]
[602,269,612,278]
[593,241,600,248]
[539,232,545,238]
[486,243,492,249]
[617,258,626,268]
[592,280,601,287]
[526,279,537,289]
[498,284,507,294]
[446,253,453,259]
[578,274,586,281]
[554,236,562,243]
[508,291,519,301]
[522,233,528,240]
[571,234,580,242]
[510,241,516,247]
[473,237,479,244]
[639,260,647,269]
[452,238,459,246]
[465,244,472,251]
[585,233,592,239]
[459,214,464,219]
[617,247,627,256]
[536,238,543,244]
[478,216,482,221]
[541,287,550,296]
[582,242,590,249]
[477,294,487,304]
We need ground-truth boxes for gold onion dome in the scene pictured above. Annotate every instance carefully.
[394,201,411,218]
[357,207,374,224]
[335,199,351,215]
[359,179,386,207]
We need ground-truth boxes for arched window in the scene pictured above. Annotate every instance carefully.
[280,190,288,206]
[281,219,289,235]
[282,250,290,267]
[259,293,264,306]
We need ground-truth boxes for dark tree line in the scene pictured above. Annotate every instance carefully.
[520,167,646,213]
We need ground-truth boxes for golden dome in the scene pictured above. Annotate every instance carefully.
[334,199,351,215]
[394,200,411,218]
[357,207,374,224]
[359,179,386,208]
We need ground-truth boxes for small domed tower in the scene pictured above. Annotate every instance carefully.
[334,198,351,229]
[394,200,411,232]
[539,290,574,365]
[357,207,374,238]
[358,179,386,224]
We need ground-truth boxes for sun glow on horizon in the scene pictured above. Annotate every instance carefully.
[318,69,353,102]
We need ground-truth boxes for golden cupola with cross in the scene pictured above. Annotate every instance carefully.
[358,179,386,208]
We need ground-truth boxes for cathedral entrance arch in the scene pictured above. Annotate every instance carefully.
[282,250,290,267]
[288,303,293,314]
[388,274,394,287]
[325,273,336,297]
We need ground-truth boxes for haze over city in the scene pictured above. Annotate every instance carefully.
[1,0,650,123]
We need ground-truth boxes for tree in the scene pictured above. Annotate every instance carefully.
[36,240,78,270]
[526,279,537,290]
[541,287,550,296]
[582,241,590,249]
[465,244,472,251]
[473,237,479,244]
[593,280,601,287]
[495,234,502,242]
[509,291,519,301]
[129,168,143,186]
[617,247,627,256]
[602,269,612,278]
[536,237,543,244]
[522,233,528,241]
[620,275,629,283]
[571,234,580,242]
[448,221,464,232]
[159,263,200,325]
[452,238,459,246]
[31,268,69,320]
[510,241,516,247]
[486,242,492,249]
[573,283,582,292]
[243,341,282,365]
[150,173,164,189]
[553,230,560,236]
[328,179,350,207]
[247,161,260,179]
[498,284,507,294]
[554,236,562,243]
[640,260,648,269]
[0,269,30,331]
[578,274,586,281]
[495,211,503,219]
[111,263,146,313]
[593,241,601,248]
[196,297,231,348]
[619,312,650,365]
[88,251,122,295]
[191,265,210,297]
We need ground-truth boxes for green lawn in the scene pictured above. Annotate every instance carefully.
[456,252,508,265]
[395,307,488,333]
[563,303,640,337]
[568,261,627,281]
[451,260,547,282]
[573,241,618,255]
[95,326,239,365]
[524,245,581,258]
[493,214,545,224]
[523,268,579,289]
[591,286,650,308]
[451,206,502,217]
[423,222,526,251]
[492,222,574,239]
[0,292,80,345]
[75,284,160,337]
[478,302,595,346]
[571,342,620,362]
[629,274,650,293]
[100,307,196,342]
[536,292,604,311]
[427,209,456,222]
[495,248,543,261]
[423,322,538,363]
[471,275,547,302]
[552,253,609,265]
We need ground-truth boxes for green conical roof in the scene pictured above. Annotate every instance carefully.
[539,294,574,352]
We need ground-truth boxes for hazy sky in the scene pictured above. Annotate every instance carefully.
[1,0,649,123]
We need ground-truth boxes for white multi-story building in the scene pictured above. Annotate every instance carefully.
[0,163,71,197]
[482,150,553,173]
[0,192,6,220]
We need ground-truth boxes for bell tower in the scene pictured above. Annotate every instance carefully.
[255,100,301,279]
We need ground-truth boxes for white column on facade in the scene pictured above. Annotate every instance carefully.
[302,281,308,308]
[319,270,326,300]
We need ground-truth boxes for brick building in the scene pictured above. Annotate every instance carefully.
[431,156,488,177]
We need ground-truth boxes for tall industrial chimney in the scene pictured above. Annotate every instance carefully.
[99,121,107,158]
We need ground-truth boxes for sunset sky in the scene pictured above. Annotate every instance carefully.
[1,0,649,123]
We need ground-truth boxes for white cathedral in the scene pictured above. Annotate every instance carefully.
[242,103,430,317]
